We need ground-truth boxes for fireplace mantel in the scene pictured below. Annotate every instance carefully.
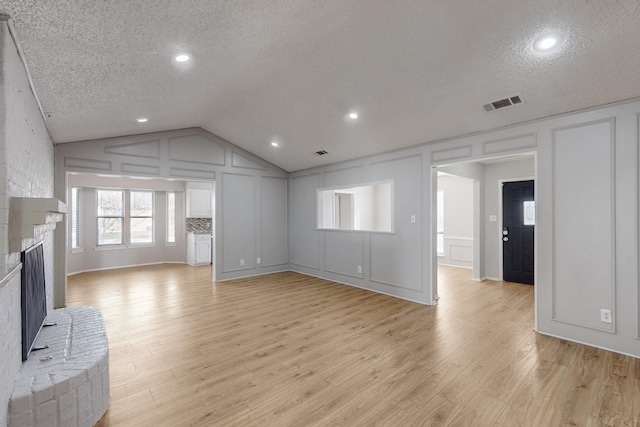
[9,197,67,252]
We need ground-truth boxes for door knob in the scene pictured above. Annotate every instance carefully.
[503,237,509,242]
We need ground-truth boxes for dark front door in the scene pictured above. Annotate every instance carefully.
[502,180,534,285]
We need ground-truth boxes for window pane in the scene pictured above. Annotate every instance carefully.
[97,190,123,216]
[167,192,175,243]
[437,191,444,233]
[97,218,123,245]
[130,217,153,244]
[131,191,153,216]
[523,201,535,226]
[71,187,80,248]
[437,233,444,255]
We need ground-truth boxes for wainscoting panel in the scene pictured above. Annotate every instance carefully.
[482,133,537,156]
[431,145,473,163]
[168,133,226,165]
[221,173,256,273]
[289,173,321,270]
[232,152,268,170]
[324,231,364,278]
[64,157,111,172]
[323,166,364,188]
[260,177,288,268]
[369,155,422,291]
[104,139,161,159]
[121,163,160,175]
[437,236,473,269]
[551,118,616,332]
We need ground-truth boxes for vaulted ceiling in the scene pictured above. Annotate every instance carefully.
[1,1,639,171]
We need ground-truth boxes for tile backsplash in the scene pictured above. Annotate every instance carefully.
[186,218,212,233]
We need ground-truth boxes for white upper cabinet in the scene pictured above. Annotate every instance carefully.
[186,187,213,218]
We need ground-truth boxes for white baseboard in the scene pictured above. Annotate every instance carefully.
[437,262,472,270]
[67,261,187,275]
[536,330,640,360]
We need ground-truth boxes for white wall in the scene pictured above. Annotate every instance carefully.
[67,174,188,274]
[437,174,474,268]
[0,22,56,427]
[437,162,485,279]
[290,153,427,303]
[290,98,640,358]
[54,127,289,289]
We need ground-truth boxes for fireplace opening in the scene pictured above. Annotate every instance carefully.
[20,242,48,361]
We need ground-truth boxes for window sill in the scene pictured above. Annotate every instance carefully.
[71,248,84,254]
[95,244,125,251]
[95,243,157,251]
[316,228,395,234]
[128,243,156,249]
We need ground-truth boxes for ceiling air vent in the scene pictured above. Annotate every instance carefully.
[315,150,328,156]
[483,95,522,112]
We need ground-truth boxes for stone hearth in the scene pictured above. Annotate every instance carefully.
[8,306,109,427]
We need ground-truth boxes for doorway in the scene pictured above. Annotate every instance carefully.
[335,192,354,230]
[501,180,534,285]
[433,153,536,303]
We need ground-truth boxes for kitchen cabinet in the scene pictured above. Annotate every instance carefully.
[186,189,212,218]
[187,233,212,265]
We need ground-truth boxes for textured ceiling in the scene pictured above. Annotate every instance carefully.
[1,1,639,172]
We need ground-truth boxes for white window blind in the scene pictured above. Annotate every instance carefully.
[130,191,154,244]
[437,191,444,255]
[166,192,176,243]
[96,189,124,245]
[71,187,81,249]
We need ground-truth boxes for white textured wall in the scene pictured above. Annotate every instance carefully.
[0,22,56,427]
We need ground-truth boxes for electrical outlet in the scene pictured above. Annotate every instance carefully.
[600,309,612,324]
[240,259,245,266]
[489,215,497,222]
[357,265,362,274]
[257,257,261,264]
[410,215,416,223]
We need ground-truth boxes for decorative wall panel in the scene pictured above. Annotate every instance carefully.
[64,157,111,171]
[431,145,472,163]
[232,152,267,170]
[482,133,536,155]
[168,134,225,165]
[552,119,615,332]
[104,140,161,159]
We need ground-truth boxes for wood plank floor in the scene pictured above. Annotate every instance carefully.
[66,264,639,426]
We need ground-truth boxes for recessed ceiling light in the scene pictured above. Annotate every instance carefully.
[175,54,190,62]
[136,118,148,123]
[533,34,560,51]
[348,112,359,119]
[271,141,279,147]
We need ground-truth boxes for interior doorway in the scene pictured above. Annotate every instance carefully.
[433,153,536,303]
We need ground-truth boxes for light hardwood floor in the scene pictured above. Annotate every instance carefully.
[67,264,639,426]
